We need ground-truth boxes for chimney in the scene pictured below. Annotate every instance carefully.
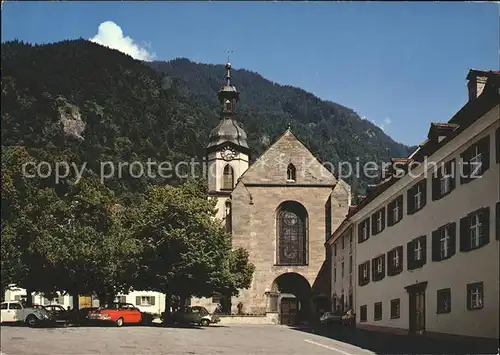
[466,70,489,101]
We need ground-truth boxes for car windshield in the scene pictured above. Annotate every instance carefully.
[99,303,120,310]
[191,306,209,315]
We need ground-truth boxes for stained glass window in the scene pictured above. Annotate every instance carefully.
[277,202,307,265]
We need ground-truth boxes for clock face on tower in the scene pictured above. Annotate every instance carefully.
[221,146,236,161]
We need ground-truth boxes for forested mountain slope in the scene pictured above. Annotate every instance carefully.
[150,59,412,169]
[1,39,412,195]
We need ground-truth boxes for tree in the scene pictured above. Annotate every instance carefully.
[134,179,254,322]
[1,146,141,306]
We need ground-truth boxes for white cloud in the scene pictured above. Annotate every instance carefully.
[89,21,155,61]
[383,117,392,125]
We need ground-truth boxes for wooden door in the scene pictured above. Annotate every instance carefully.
[409,290,425,334]
[280,298,298,325]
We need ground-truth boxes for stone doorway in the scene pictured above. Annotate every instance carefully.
[269,272,311,325]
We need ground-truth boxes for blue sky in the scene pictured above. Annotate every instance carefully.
[2,2,498,146]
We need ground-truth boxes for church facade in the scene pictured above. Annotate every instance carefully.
[193,62,350,324]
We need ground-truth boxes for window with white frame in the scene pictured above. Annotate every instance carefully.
[388,246,403,276]
[136,296,155,306]
[408,236,426,270]
[376,213,383,232]
[460,137,490,183]
[467,282,483,310]
[414,185,422,210]
[469,145,482,176]
[414,239,422,261]
[440,173,451,196]
[440,227,451,258]
[460,208,489,252]
[469,214,483,248]
[393,202,400,223]
[115,296,127,303]
[437,288,451,314]
[359,261,370,286]
[333,267,337,283]
[372,255,385,281]
[393,250,400,268]
[358,219,370,243]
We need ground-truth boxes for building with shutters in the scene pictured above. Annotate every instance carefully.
[3,286,166,315]
[325,218,355,316]
[328,69,499,340]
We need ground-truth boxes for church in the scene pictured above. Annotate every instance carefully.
[193,62,351,325]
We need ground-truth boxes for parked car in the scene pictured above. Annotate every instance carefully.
[171,306,220,326]
[319,311,342,325]
[341,309,355,326]
[87,303,143,327]
[0,301,53,327]
[70,307,98,325]
[43,304,70,324]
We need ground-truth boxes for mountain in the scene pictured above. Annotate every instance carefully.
[149,59,412,165]
[1,39,412,197]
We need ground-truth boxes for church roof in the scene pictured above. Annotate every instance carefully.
[236,127,337,186]
[207,118,249,150]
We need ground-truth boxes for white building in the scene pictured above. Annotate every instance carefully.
[4,286,165,315]
[341,69,499,341]
[326,220,355,314]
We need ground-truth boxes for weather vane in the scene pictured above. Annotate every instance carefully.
[226,50,233,63]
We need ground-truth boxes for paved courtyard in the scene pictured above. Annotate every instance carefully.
[0,324,376,355]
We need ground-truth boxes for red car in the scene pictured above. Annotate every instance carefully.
[87,303,142,327]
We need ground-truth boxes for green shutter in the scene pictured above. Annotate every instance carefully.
[459,216,471,251]
[136,296,141,306]
[431,229,440,261]
[448,222,457,257]
[150,297,155,306]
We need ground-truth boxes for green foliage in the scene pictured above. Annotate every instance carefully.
[0,146,141,297]
[134,180,254,299]
[2,40,410,195]
[1,38,408,303]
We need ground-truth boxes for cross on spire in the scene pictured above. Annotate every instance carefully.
[226,49,233,64]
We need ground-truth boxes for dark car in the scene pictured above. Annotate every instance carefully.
[43,305,70,324]
[71,307,98,325]
[171,306,219,326]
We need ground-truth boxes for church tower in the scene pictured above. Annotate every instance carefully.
[207,61,250,222]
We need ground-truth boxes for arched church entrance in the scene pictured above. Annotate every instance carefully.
[270,272,311,326]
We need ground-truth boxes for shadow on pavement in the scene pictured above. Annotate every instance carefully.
[289,324,499,355]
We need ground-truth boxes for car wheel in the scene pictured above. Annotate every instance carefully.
[200,319,210,327]
[26,315,38,328]
[116,318,124,327]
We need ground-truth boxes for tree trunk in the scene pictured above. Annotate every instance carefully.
[71,292,79,310]
[163,293,171,326]
[97,292,106,305]
[179,294,186,309]
[26,288,34,307]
